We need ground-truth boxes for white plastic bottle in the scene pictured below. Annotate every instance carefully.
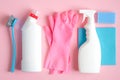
[78,10,101,73]
[21,10,42,72]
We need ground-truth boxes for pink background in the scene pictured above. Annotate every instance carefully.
[0,0,120,80]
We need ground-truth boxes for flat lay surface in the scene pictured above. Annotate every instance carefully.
[0,0,120,80]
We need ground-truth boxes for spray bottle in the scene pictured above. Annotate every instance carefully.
[21,10,42,72]
[78,10,101,73]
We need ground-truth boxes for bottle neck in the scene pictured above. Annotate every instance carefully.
[85,15,95,31]
[87,15,95,24]
[29,13,38,19]
[85,15,96,40]
[27,16,37,23]
[27,12,38,23]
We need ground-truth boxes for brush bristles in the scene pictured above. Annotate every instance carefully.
[6,15,15,27]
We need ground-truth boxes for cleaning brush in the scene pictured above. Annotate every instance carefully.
[6,15,17,72]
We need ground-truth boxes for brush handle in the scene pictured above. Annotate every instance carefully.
[10,27,16,72]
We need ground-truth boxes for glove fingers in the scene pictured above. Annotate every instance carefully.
[48,15,55,32]
[44,26,53,46]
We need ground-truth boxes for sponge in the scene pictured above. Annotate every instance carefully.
[97,12,116,24]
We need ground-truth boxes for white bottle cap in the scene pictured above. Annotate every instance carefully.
[32,10,39,17]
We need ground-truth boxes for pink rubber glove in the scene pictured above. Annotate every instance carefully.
[44,10,81,74]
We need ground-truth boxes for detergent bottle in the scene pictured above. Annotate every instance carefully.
[78,10,101,73]
[21,10,42,72]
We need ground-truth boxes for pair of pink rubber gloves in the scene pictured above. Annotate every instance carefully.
[44,10,85,74]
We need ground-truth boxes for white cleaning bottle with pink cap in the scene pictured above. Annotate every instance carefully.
[78,10,101,73]
[21,10,42,72]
